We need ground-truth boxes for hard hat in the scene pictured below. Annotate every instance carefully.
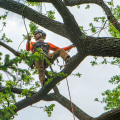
[33,29,46,37]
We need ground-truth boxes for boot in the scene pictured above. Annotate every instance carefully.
[65,56,71,65]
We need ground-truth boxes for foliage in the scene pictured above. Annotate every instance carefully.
[0,10,66,118]
[95,75,120,110]
[88,1,120,111]
[23,21,39,40]
[44,104,55,117]
[1,0,120,119]
[85,4,90,9]
[92,57,120,111]
[108,5,120,38]
[46,10,55,20]
[0,12,12,43]
[0,45,58,118]
[72,72,82,78]
[0,11,8,32]
[26,1,41,7]
[44,71,67,85]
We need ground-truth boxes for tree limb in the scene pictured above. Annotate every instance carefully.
[97,0,120,32]
[85,37,120,57]
[0,0,70,39]
[50,0,86,51]
[27,0,120,33]
[0,86,34,95]
[1,85,120,120]
[0,41,20,56]
[45,93,120,120]
[45,93,94,120]
[14,53,83,112]
[95,107,120,120]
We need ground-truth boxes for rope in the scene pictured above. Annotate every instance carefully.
[22,4,29,35]
[61,19,119,119]
[66,77,75,120]
[16,5,29,51]
[22,4,31,50]
[62,59,75,120]
[91,20,119,36]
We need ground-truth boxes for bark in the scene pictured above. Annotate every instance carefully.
[1,0,120,120]
[50,0,86,51]
[27,0,120,33]
[95,107,120,120]
[0,41,20,56]
[0,0,70,39]
[85,37,120,57]
[1,85,120,120]
[45,93,94,120]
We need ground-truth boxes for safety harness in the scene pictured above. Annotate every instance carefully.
[33,42,50,54]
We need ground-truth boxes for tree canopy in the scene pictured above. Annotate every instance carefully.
[0,0,120,120]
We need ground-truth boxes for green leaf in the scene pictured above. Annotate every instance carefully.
[77,5,80,9]
[2,66,7,71]
[94,98,99,101]
[90,61,97,66]
[27,1,41,7]
[29,22,39,34]
[85,4,90,9]
[47,10,55,19]
[44,104,55,117]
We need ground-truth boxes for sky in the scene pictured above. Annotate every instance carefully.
[0,0,120,120]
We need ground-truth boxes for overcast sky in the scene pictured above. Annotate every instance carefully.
[0,1,120,120]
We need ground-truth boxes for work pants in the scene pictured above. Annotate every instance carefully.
[34,49,69,85]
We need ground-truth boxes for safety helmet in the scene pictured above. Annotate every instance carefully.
[33,29,46,37]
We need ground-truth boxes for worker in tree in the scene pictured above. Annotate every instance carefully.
[26,29,75,86]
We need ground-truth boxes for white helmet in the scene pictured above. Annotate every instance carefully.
[33,29,46,37]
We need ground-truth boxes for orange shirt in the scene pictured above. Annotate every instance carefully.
[26,42,71,52]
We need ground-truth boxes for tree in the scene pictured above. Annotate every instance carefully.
[0,0,120,120]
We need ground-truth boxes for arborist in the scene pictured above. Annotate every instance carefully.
[26,29,75,86]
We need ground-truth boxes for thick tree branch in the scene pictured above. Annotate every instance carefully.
[97,0,120,32]
[50,0,86,50]
[26,0,100,4]
[0,41,20,56]
[0,85,92,120]
[85,37,120,57]
[27,0,120,33]
[44,93,120,120]
[0,0,70,39]
[1,85,92,120]
[14,53,83,112]
[95,107,120,120]
[65,0,120,33]
[45,93,93,120]
[1,85,120,120]
[0,86,35,95]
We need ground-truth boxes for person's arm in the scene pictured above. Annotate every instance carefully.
[26,37,35,52]
[48,42,75,51]
[62,44,75,51]
[48,43,60,51]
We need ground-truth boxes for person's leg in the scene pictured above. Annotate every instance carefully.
[34,59,45,85]
[48,48,69,63]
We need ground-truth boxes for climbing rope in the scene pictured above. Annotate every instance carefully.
[62,59,75,120]
[17,4,31,51]
[22,5,31,50]
[91,20,119,36]
[63,19,120,120]
[66,77,76,120]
